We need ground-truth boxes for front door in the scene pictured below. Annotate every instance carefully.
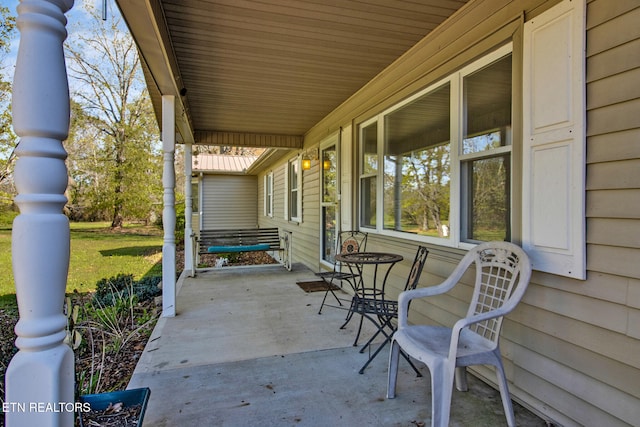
[321,143,338,265]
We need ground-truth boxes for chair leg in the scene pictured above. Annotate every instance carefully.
[359,329,422,376]
[339,297,357,329]
[455,366,468,392]
[431,361,454,427]
[317,279,342,315]
[352,312,365,346]
[358,317,390,353]
[386,340,400,399]
[318,287,330,315]
[494,361,516,427]
[358,328,392,374]
[400,349,422,377]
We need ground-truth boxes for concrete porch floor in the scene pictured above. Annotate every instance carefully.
[128,263,548,427]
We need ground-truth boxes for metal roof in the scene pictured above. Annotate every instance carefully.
[192,154,258,173]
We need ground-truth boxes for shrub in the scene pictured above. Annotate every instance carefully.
[75,275,161,396]
[92,274,161,307]
[135,276,163,302]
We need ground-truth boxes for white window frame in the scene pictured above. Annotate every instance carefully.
[358,43,513,249]
[264,172,273,217]
[358,116,380,230]
[286,156,302,223]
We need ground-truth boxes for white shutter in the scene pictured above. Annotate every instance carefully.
[522,0,586,279]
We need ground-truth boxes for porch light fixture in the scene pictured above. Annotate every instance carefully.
[302,156,312,171]
[301,148,318,171]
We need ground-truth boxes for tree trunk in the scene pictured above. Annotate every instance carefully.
[111,136,125,228]
[111,208,123,228]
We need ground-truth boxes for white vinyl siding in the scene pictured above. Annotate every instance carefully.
[201,175,258,229]
[522,0,586,279]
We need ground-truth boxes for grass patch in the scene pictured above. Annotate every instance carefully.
[0,220,163,303]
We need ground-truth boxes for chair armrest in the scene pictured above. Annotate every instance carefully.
[397,249,479,329]
[452,307,509,335]
[397,286,446,329]
[446,306,513,359]
[397,276,461,329]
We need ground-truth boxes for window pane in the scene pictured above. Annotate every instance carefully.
[463,54,512,154]
[465,154,510,241]
[322,206,336,263]
[383,83,451,237]
[290,161,299,220]
[322,146,337,203]
[266,174,272,216]
[290,189,298,218]
[191,181,199,212]
[362,122,378,175]
[360,176,376,227]
[290,162,298,191]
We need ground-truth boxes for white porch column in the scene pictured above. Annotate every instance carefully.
[162,95,176,317]
[6,1,75,426]
[183,142,194,276]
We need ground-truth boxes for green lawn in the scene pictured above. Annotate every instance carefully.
[0,216,163,305]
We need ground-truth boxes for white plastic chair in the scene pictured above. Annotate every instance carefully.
[387,241,532,427]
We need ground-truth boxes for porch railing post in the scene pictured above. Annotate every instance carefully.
[184,141,194,276]
[6,1,75,425]
[162,95,176,317]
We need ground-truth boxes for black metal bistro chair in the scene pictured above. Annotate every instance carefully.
[316,230,368,315]
[352,246,429,374]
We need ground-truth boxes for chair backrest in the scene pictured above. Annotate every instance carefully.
[465,242,531,344]
[403,246,429,292]
[338,230,367,255]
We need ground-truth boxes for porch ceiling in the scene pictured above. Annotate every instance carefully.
[116,0,470,148]
[117,0,467,148]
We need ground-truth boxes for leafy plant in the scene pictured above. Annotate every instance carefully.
[63,296,82,350]
[0,306,18,405]
[92,273,161,307]
[70,274,160,397]
[89,279,140,353]
[75,323,106,396]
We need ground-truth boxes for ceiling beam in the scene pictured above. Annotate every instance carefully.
[194,131,303,149]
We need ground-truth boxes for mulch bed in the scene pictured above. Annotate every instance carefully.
[0,298,158,427]
[79,403,142,427]
[197,251,279,268]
